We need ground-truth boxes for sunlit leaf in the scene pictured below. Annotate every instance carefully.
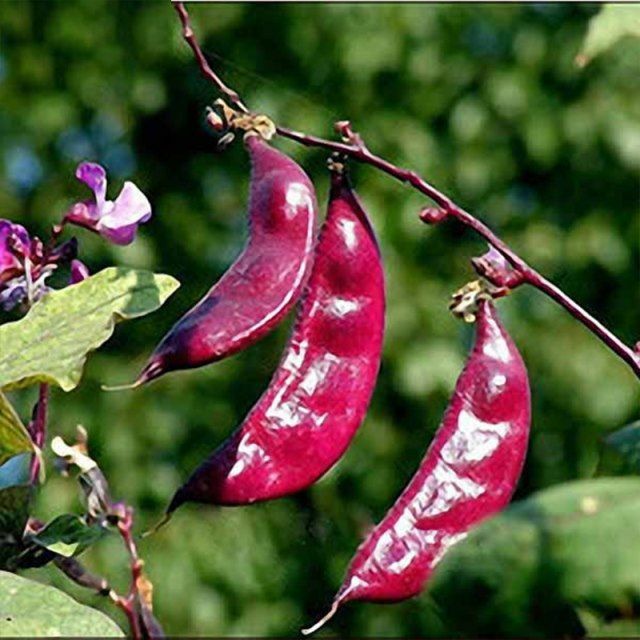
[0,391,32,467]
[0,570,124,637]
[0,267,180,391]
[30,513,105,558]
[577,5,640,66]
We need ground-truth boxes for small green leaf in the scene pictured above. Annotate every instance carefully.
[0,391,33,467]
[604,420,640,471]
[30,514,105,558]
[0,267,180,391]
[0,570,124,637]
[0,485,31,569]
[577,5,640,66]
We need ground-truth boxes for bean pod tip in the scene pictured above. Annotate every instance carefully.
[301,600,340,636]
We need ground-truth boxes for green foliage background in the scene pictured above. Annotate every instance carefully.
[0,2,639,636]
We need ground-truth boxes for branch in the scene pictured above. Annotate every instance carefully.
[173,2,248,114]
[279,126,640,378]
[171,2,640,379]
[112,504,163,638]
[28,384,49,484]
[54,556,110,596]
[54,554,141,639]
[51,434,157,639]
[114,504,144,640]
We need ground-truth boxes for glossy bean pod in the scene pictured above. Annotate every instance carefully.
[136,135,317,384]
[304,299,530,633]
[167,169,385,509]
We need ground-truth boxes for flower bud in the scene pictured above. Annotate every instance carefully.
[472,246,524,289]
[419,207,448,225]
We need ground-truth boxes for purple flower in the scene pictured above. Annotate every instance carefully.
[0,267,54,312]
[69,259,90,284]
[0,219,41,311]
[0,219,81,313]
[0,219,31,284]
[65,162,152,245]
[0,278,27,311]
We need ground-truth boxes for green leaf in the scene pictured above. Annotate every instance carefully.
[426,477,640,637]
[577,5,640,66]
[0,570,124,637]
[0,485,30,538]
[30,514,105,558]
[0,485,31,569]
[0,453,30,490]
[604,420,640,471]
[0,267,180,392]
[0,391,33,467]
[578,608,640,638]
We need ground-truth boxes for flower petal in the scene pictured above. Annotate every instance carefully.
[97,222,139,246]
[101,181,152,228]
[70,259,90,284]
[0,220,30,247]
[76,162,107,210]
[0,276,27,311]
[0,219,31,275]
[65,201,101,229]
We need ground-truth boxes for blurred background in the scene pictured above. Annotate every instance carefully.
[1,1,639,637]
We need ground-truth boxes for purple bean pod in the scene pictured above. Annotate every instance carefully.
[304,299,531,633]
[167,168,385,509]
[137,135,317,384]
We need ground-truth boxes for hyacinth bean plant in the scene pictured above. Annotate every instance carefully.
[0,161,172,637]
[0,3,638,639]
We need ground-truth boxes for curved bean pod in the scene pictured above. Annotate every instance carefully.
[167,168,385,509]
[304,299,530,633]
[136,135,317,384]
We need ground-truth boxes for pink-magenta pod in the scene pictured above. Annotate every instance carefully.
[303,299,530,634]
[137,135,317,384]
[167,169,385,509]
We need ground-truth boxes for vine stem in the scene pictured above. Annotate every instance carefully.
[28,387,49,485]
[60,559,142,640]
[114,505,144,640]
[52,556,139,637]
[52,501,147,638]
[172,2,640,379]
[111,595,141,640]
